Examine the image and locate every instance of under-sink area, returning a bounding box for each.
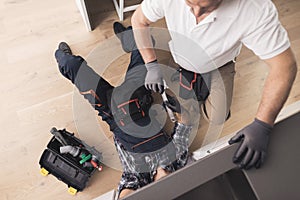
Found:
[176,168,257,200]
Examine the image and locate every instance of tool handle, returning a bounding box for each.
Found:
[161,91,176,122]
[50,127,68,146]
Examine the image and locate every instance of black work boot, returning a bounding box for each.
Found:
[113,22,156,53]
[58,42,72,55]
[113,22,136,53]
[113,22,127,40]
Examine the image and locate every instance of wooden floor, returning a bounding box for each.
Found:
[0,0,299,199]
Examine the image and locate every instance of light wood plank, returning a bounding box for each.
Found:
[0,0,299,199]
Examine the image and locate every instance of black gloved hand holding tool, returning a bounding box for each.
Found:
[228,118,272,170]
[164,93,181,114]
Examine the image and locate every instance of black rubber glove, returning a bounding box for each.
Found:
[228,118,272,169]
[145,60,164,93]
[164,94,181,113]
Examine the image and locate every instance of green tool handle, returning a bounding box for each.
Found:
[80,154,92,164]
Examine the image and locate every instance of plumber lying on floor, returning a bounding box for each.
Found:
[54,23,193,199]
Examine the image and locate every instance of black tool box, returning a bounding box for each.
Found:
[39,127,102,195]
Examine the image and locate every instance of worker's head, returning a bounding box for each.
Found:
[185,0,222,17]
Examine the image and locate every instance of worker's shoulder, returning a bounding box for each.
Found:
[233,0,278,21]
[237,0,274,12]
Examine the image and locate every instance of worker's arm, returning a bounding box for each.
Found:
[131,7,164,93]
[256,47,297,125]
[132,6,156,63]
[229,48,297,169]
[174,106,191,126]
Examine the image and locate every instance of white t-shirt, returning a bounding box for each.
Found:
[141,0,290,73]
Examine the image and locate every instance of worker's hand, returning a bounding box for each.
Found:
[145,60,164,93]
[165,94,192,124]
[228,118,272,170]
[164,94,181,113]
